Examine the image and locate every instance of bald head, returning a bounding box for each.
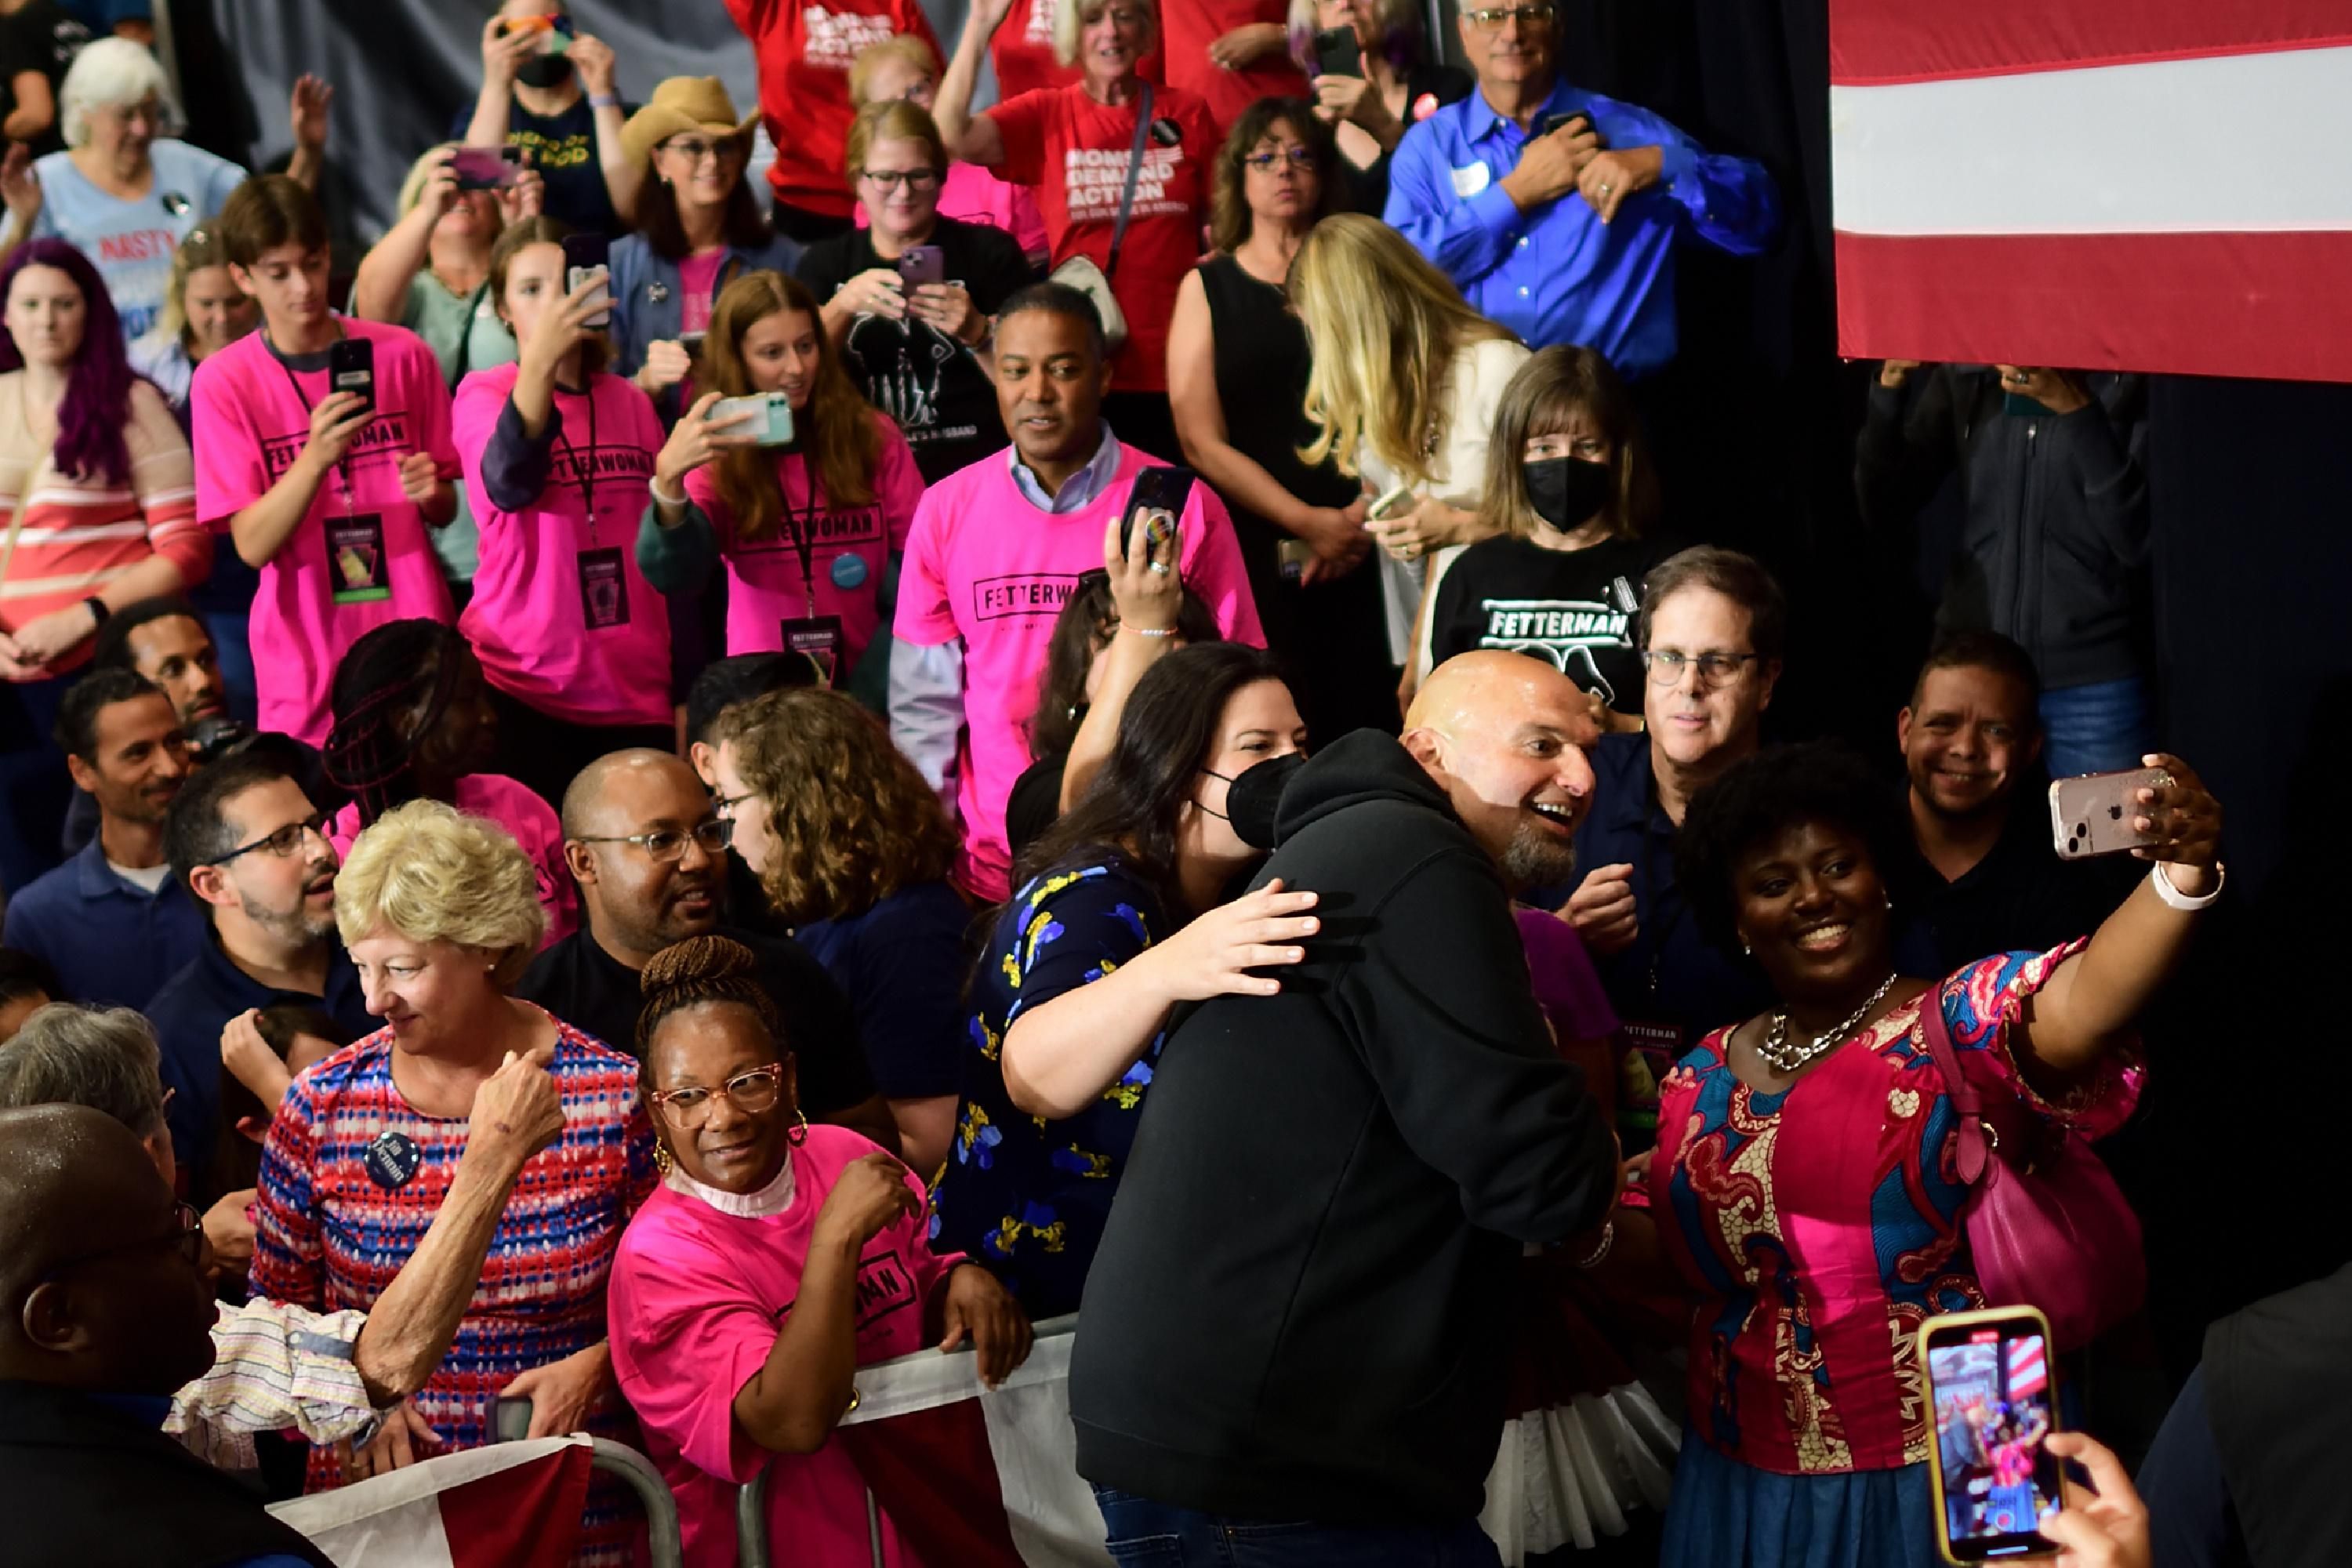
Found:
[0,1105,216,1392]
[1401,652,1601,892]
[561,749,726,964]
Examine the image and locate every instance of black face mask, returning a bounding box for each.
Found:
[1523,455,1613,532]
[1205,752,1307,850]
[516,52,575,90]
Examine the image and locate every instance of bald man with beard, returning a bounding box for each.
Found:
[0,1104,333,1567]
[1070,652,1621,1567]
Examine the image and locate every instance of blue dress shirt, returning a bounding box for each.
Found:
[1385,77,1779,377]
[0,837,206,1010]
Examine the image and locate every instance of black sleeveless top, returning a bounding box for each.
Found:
[1196,253,1358,537]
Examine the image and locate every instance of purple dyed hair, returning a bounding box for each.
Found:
[0,238,137,488]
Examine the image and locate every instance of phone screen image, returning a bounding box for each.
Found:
[1927,1326,2063,1559]
[563,234,612,329]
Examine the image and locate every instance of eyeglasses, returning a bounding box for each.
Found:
[47,1201,205,1278]
[713,790,760,822]
[1464,2,1554,24]
[573,818,733,863]
[649,1062,786,1130]
[860,168,941,192]
[1243,147,1318,172]
[207,811,328,866]
[1643,650,1759,688]
[660,136,744,165]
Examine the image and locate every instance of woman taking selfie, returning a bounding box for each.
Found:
[1292,211,1526,694]
[1635,742,2223,1566]
[1168,100,1388,741]
[453,216,674,805]
[610,78,802,426]
[637,269,924,703]
[1410,344,1665,721]
[1291,0,1470,213]
[0,238,204,890]
[609,934,1030,1568]
[933,0,1218,461]
[798,99,1033,483]
[929,641,1320,1317]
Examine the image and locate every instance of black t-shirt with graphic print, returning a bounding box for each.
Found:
[1428,532,1669,714]
[796,216,1035,484]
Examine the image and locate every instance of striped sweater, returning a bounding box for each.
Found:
[0,374,205,673]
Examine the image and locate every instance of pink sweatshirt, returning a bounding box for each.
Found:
[190,318,457,742]
[894,443,1263,899]
[683,411,925,670]
[452,364,673,728]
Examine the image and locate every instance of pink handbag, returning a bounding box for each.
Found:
[1915,982,2146,1352]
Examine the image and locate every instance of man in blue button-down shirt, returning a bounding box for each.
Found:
[0,670,204,1011]
[1384,0,1778,378]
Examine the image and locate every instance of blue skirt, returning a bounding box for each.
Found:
[1660,1438,1942,1568]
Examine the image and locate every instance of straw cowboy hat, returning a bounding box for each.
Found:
[621,78,762,167]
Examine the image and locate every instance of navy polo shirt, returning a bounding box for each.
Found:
[146,935,375,1189]
[0,838,206,1010]
[1563,731,1773,1048]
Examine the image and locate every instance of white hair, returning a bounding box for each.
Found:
[60,38,184,150]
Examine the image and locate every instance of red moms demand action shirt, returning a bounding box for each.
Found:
[728,0,941,219]
[988,82,1215,394]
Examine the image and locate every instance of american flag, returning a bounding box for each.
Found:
[2005,1332,2049,1403]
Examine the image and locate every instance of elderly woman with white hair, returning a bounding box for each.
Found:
[0,38,332,340]
[248,800,653,1559]
[1290,0,1470,212]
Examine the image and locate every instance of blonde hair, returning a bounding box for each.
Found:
[1054,0,1158,69]
[1294,213,1516,484]
[843,100,948,193]
[396,143,463,219]
[848,34,938,107]
[336,800,546,987]
[153,226,241,352]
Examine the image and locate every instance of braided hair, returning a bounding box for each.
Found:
[637,935,786,1062]
[323,619,466,829]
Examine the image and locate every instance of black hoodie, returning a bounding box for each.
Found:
[1069,730,1617,1526]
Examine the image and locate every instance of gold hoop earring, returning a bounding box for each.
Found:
[788,1107,811,1146]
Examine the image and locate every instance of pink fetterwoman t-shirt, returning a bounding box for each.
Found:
[452,365,673,728]
[894,441,1263,900]
[608,1124,966,1568]
[328,774,578,948]
[191,318,458,743]
[682,410,926,671]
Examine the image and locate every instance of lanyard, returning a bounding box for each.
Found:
[549,381,601,546]
[268,327,356,517]
[779,455,820,620]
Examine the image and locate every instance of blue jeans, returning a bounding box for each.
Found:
[2038,675,2156,779]
[1092,1488,1503,1568]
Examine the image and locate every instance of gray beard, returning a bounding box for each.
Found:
[1501,822,1578,894]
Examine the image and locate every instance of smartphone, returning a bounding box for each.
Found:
[1921,1307,2065,1563]
[498,13,574,54]
[2049,765,2166,860]
[1120,465,1196,559]
[1535,109,1603,147]
[448,145,523,191]
[561,232,612,330]
[708,393,796,447]
[1365,482,1414,522]
[1311,24,1363,78]
[1278,537,1314,582]
[327,336,375,416]
[894,244,946,290]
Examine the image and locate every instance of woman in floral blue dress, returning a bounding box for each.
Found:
[1634,742,2223,1568]
[930,643,1320,1317]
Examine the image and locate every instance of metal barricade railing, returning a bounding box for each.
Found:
[495,1398,684,1568]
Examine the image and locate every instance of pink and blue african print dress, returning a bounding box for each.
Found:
[249,1008,656,1565]
[1646,945,2139,1568]
[929,855,1167,1319]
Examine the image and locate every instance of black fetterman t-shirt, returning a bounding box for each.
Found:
[796,215,1035,484]
[514,924,877,1116]
[1428,533,1668,714]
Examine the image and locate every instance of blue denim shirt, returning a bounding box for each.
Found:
[1385,77,1779,376]
[609,231,804,422]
